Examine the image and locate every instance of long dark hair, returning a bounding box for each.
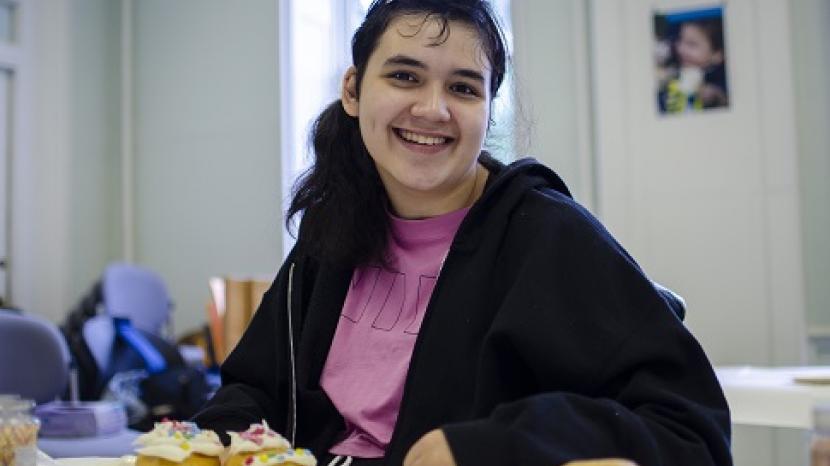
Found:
[287,0,508,267]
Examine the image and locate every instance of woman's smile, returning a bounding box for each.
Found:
[392,127,455,155]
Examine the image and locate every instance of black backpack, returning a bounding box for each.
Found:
[61,280,212,431]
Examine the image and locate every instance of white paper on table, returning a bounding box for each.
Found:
[716,366,830,429]
[41,456,135,466]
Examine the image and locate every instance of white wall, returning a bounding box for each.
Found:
[591,0,805,367]
[66,0,123,301]
[791,0,830,337]
[511,0,594,209]
[133,0,282,334]
[14,0,120,322]
[17,0,282,335]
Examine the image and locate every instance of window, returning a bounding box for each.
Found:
[281,0,513,254]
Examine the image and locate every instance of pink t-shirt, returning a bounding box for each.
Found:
[320,206,470,458]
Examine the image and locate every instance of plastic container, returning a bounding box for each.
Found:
[0,397,39,466]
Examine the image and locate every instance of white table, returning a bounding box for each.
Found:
[716,366,830,429]
[37,429,139,459]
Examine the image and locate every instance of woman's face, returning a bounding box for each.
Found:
[342,15,491,218]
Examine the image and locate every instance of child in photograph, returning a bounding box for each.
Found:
[658,16,729,113]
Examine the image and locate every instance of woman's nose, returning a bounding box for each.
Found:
[411,85,451,122]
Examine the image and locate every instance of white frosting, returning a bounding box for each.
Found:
[242,448,317,466]
[227,421,291,457]
[134,421,224,463]
[135,444,191,463]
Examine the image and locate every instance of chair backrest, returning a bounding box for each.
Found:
[102,263,172,335]
[0,310,70,403]
[82,315,116,372]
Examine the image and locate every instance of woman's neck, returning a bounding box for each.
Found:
[387,164,488,220]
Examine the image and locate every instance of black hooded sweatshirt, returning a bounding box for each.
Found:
[193,157,732,466]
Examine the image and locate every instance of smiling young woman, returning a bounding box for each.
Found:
[193,2,732,466]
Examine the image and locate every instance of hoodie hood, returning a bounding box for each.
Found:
[481,156,572,200]
[451,156,574,252]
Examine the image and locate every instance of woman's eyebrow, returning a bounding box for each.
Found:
[383,54,426,69]
[382,54,485,83]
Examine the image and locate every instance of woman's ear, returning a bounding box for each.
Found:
[341,66,359,117]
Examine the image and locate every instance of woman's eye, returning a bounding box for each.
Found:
[388,72,417,83]
[450,83,480,97]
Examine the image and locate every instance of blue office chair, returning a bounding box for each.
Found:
[0,309,138,458]
[101,263,173,336]
[60,263,211,434]
[0,309,69,403]
[63,263,179,400]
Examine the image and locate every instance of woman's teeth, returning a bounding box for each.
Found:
[398,129,448,146]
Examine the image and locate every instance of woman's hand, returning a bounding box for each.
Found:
[564,460,639,466]
[403,429,456,466]
[402,430,638,466]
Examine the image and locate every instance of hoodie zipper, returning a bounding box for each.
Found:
[287,262,298,445]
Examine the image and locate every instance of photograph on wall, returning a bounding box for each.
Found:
[654,5,729,115]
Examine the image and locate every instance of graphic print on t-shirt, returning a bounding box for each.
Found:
[340,266,437,335]
[405,274,438,334]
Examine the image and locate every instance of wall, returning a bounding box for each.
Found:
[591,0,805,367]
[66,0,123,302]
[14,0,120,322]
[18,0,282,334]
[133,0,282,334]
[791,0,830,340]
[510,0,594,209]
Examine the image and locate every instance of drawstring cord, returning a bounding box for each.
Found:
[327,455,353,466]
[288,264,352,466]
[287,262,298,445]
